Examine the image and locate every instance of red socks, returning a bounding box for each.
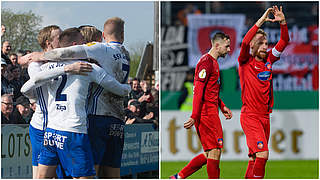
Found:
[178,153,207,178]
[207,159,220,179]
[245,160,255,178]
[252,157,267,179]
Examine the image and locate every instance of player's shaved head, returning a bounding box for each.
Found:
[211,32,230,44]
[79,26,102,43]
[38,25,61,50]
[103,17,124,42]
[59,28,84,47]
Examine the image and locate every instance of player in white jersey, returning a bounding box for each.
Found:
[22,27,131,178]
[28,17,130,178]
[20,25,93,179]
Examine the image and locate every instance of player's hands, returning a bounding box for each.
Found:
[256,8,273,27]
[126,118,136,124]
[184,118,195,129]
[18,53,33,67]
[271,6,286,24]
[222,106,232,120]
[64,62,93,75]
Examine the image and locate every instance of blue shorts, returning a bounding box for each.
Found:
[88,115,124,168]
[29,124,44,166]
[39,128,95,178]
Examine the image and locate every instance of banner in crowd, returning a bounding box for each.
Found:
[161,25,190,91]
[267,25,319,91]
[161,110,319,161]
[187,14,246,69]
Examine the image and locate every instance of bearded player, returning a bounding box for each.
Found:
[238,6,289,179]
[170,32,233,179]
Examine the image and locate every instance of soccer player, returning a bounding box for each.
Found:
[28,17,130,178]
[170,32,233,179]
[22,27,131,178]
[238,6,289,178]
[22,25,93,179]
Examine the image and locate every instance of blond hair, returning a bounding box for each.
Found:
[80,26,102,43]
[256,29,267,37]
[37,25,60,50]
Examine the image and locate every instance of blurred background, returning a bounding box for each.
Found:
[161,1,318,179]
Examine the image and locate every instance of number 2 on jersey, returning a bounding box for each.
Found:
[56,74,67,101]
[122,64,129,83]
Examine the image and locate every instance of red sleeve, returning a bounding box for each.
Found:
[270,23,290,64]
[218,97,225,110]
[238,25,259,64]
[190,60,211,121]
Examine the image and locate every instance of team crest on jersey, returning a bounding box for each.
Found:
[265,62,272,70]
[218,138,223,146]
[86,42,96,47]
[257,71,271,81]
[257,141,264,149]
[199,69,206,79]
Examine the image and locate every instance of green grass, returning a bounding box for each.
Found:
[161,160,319,179]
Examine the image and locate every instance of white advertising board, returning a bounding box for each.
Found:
[161,110,318,161]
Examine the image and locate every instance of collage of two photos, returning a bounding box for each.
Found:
[1,1,319,179]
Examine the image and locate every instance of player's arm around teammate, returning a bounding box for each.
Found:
[21,61,93,98]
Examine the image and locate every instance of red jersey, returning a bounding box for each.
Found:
[191,53,225,121]
[238,24,289,114]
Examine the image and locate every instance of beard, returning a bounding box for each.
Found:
[219,52,228,58]
[256,51,267,59]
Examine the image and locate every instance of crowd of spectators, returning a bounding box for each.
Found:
[1,35,34,124]
[124,77,159,129]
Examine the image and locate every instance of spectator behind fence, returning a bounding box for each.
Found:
[177,4,201,26]
[1,58,14,95]
[9,65,24,101]
[9,53,19,67]
[1,41,12,65]
[1,94,16,124]
[125,100,158,127]
[12,96,33,124]
[125,77,143,107]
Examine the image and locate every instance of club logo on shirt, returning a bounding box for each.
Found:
[265,62,272,70]
[257,71,271,81]
[86,42,96,46]
[257,141,264,149]
[199,69,206,79]
[218,138,223,146]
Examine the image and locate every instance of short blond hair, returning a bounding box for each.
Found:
[103,17,124,40]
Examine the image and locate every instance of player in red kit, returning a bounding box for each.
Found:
[170,32,233,179]
[238,6,289,179]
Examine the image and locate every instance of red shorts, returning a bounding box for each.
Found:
[195,110,223,151]
[240,112,270,157]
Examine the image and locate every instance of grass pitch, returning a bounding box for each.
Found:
[161,160,318,179]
